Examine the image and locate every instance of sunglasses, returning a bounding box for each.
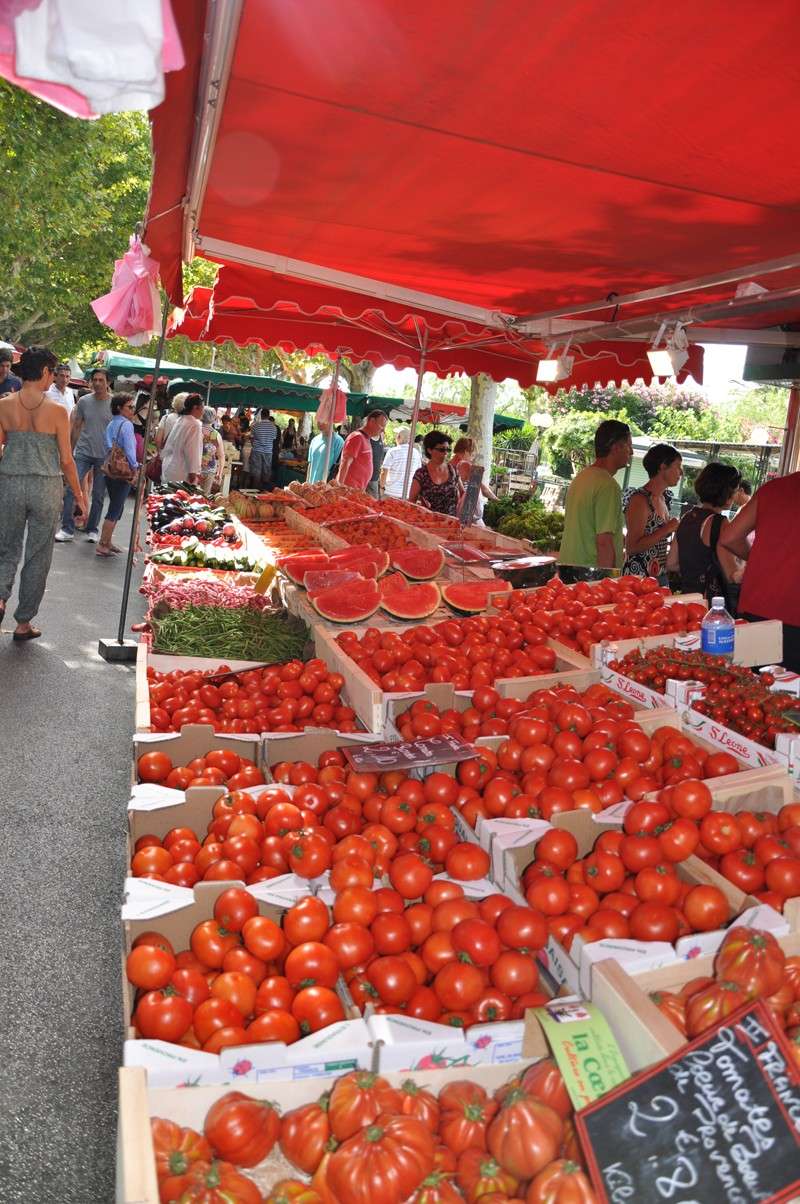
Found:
[432,444,450,452]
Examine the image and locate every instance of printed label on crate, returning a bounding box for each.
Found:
[679,707,782,768]
[534,1000,630,1110]
[601,667,664,708]
[576,1001,800,1204]
[342,733,477,771]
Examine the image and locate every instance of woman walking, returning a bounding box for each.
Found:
[409,431,463,515]
[622,443,682,581]
[96,394,139,558]
[160,393,204,486]
[0,346,87,640]
[200,407,225,494]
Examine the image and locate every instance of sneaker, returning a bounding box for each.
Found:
[85,531,99,543]
[54,529,74,542]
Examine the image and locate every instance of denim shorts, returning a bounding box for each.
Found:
[106,475,131,522]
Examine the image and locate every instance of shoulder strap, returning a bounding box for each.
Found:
[708,512,724,552]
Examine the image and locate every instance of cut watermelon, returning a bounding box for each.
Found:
[311,577,381,622]
[440,578,513,614]
[278,551,330,585]
[380,574,441,620]
[390,547,445,580]
[330,545,390,575]
[304,569,362,597]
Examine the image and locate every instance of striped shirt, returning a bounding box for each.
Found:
[250,417,277,454]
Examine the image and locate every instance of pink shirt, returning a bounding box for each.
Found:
[339,430,373,490]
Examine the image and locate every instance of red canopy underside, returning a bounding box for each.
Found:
[147,0,800,328]
[168,265,704,388]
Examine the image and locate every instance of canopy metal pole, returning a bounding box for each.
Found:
[321,353,341,481]
[99,296,170,662]
[401,332,428,499]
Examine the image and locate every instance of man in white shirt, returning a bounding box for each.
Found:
[46,362,76,416]
[380,427,422,498]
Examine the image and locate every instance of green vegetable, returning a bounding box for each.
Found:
[151,606,310,661]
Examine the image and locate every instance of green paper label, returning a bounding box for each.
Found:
[534,1001,630,1110]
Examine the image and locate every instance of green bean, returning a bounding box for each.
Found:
[152,606,310,661]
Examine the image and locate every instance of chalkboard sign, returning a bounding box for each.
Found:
[577,1000,800,1204]
[342,733,476,772]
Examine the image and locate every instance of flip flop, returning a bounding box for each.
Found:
[95,546,114,558]
[13,627,41,642]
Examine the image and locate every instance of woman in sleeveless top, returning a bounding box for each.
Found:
[622,444,681,581]
[670,461,743,604]
[410,430,462,516]
[0,347,87,640]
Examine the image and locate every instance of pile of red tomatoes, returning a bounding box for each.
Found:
[150,1058,595,1204]
[146,659,359,734]
[336,617,558,694]
[494,576,707,656]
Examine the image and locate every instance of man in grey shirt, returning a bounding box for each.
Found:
[55,367,113,542]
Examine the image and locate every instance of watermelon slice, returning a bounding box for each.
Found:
[329,545,390,575]
[278,551,330,585]
[380,574,441,620]
[311,577,381,622]
[390,547,445,580]
[441,578,513,614]
[304,569,363,597]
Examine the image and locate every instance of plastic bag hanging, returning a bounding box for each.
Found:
[91,234,162,345]
[317,384,347,426]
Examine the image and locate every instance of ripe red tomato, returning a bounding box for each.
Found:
[137,750,173,783]
[683,885,730,932]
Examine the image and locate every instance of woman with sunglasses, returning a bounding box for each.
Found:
[409,430,463,515]
[96,393,139,558]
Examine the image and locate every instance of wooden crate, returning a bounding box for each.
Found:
[591,930,800,1072]
[590,618,784,669]
[135,642,269,732]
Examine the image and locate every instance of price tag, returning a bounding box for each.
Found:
[576,1000,800,1204]
[342,734,477,772]
[534,1001,630,1110]
[254,564,277,594]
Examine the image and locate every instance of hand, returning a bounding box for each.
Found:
[74,492,88,518]
[663,518,680,536]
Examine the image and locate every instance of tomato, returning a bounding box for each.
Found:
[634,865,681,906]
[699,812,742,856]
[287,833,332,878]
[525,873,570,917]
[586,908,630,940]
[525,1159,597,1204]
[284,941,339,989]
[193,997,245,1044]
[658,818,700,863]
[486,1089,563,1180]
[582,850,625,895]
[450,918,502,967]
[134,989,193,1042]
[367,955,418,1005]
[715,926,786,996]
[171,967,211,1009]
[151,1117,213,1182]
[327,1115,435,1204]
[490,951,539,998]
[685,979,748,1037]
[495,906,548,952]
[534,829,578,871]
[371,912,413,955]
[210,970,258,1019]
[683,885,730,933]
[126,943,176,990]
[246,1009,301,1045]
[434,961,485,1010]
[291,985,346,1033]
[619,834,662,873]
[214,887,259,933]
[389,852,434,900]
[456,1151,519,1204]
[138,750,173,783]
[284,896,330,945]
[160,1158,263,1204]
[324,922,374,970]
[719,849,765,894]
[328,1071,403,1141]
[191,920,240,969]
[203,1091,280,1168]
[438,1081,497,1154]
[628,902,680,943]
[242,915,285,962]
[279,1094,333,1174]
[765,856,800,899]
[518,1058,571,1120]
[704,752,740,778]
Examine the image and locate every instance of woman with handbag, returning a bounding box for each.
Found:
[96,394,139,558]
[669,461,744,609]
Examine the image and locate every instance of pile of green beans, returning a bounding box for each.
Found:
[152,606,310,661]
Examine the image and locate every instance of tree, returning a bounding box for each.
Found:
[549,381,707,432]
[723,385,790,442]
[467,374,497,476]
[541,409,641,475]
[648,408,742,443]
[0,81,151,350]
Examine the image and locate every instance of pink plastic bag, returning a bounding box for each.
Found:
[317,385,347,426]
[91,235,161,344]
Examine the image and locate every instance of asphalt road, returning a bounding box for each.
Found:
[0,500,145,1201]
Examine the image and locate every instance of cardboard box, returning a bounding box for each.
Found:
[117,1041,552,1204]
[591,930,800,1073]
[589,617,783,669]
[132,724,262,790]
[315,623,593,734]
[121,881,369,1088]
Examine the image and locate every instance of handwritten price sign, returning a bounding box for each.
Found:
[577,1000,800,1204]
[342,734,477,773]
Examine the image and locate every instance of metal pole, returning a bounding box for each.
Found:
[401,331,428,499]
[321,354,341,481]
[101,296,171,657]
[778,385,800,477]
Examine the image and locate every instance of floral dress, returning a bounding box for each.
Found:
[622,487,674,577]
[412,463,460,515]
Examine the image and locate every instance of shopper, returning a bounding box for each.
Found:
[0,348,21,395]
[45,362,76,416]
[155,394,185,450]
[367,425,386,499]
[338,410,388,490]
[451,436,497,522]
[558,419,633,568]
[0,347,86,640]
[307,422,344,483]
[622,443,682,580]
[249,410,278,489]
[380,427,421,498]
[282,418,298,453]
[131,394,150,464]
[410,430,462,515]
[200,407,225,494]
[96,394,138,559]
[670,462,743,606]
[731,478,752,511]
[721,472,800,670]
[55,366,112,543]
[160,393,204,486]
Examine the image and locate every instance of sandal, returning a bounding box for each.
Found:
[13,627,41,642]
[109,543,124,554]
[95,545,114,558]
[0,600,5,628]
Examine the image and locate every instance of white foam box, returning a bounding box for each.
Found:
[590,930,800,1073]
[314,621,594,734]
[775,733,800,787]
[121,881,370,1090]
[117,1054,549,1204]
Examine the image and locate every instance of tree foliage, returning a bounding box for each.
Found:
[648,407,742,443]
[0,81,151,350]
[541,408,641,474]
[549,382,706,432]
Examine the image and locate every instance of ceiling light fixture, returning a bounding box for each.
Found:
[647,322,689,377]
[536,339,574,383]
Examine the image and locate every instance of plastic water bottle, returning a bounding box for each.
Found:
[701,596,735,659]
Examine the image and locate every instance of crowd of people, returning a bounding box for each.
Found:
[558,417,800,670]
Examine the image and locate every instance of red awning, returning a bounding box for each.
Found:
[147,0,800,336]
[168,264,704,387]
